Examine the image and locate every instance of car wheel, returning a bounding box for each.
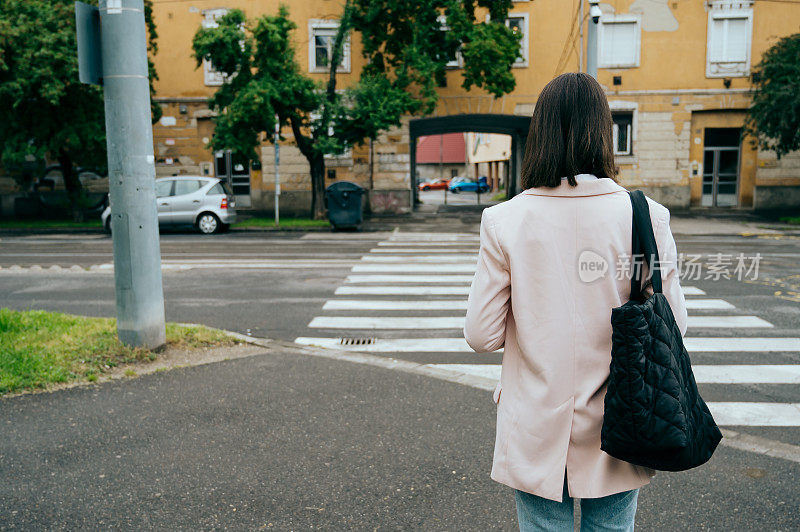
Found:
[451,188,459,194]
[196,212,221,234]
[104,218,112,234]
[422,186,430,191]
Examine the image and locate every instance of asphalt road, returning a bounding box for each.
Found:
[1,227,799,529]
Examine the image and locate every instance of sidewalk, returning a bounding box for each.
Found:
[1,339,798,530]
[365,207,800,236]
[1,209,798,237]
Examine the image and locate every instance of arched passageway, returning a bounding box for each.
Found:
[409,114,530,209]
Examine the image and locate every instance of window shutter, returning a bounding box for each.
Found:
[724,17,747,62]
[711,16,747,63]
[602,22,636,66]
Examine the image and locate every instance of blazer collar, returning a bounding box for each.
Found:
[522,177,627,198]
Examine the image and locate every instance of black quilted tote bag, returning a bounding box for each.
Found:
[601,190,722,471]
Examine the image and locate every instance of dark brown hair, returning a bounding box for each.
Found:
[520,72,617,189]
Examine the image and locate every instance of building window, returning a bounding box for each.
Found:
[309,20,351,73]
[438,15,461,68]
[706,5,752,78]
[505,13,529,67]
[201,9,229,86]
[612,112,633,156]
[598,15,641,68]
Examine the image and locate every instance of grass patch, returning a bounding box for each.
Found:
[491,191,507,202]
[0,219,102,229]
[231,217,329,229]
[779,216,800,225]
[0,309,235,395]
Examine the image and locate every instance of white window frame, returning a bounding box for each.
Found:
[437,15,461,68]
[505,13,529,68]
[706,7,753,78]
[308,19,351,74]
[201,8,229,86]
[608,101,638,161]
[598,14,641,69]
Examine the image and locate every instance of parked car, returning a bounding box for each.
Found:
[101,176,237,235]
[448,176,489,193]
[418,178,450,191]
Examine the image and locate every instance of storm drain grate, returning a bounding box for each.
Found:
[339,337,376,346]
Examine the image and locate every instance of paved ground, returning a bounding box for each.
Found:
[1,219,799,529]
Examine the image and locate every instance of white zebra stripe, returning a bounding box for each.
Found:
[425,364,800,384]
[294,337,800,353]
[306,315,770,330]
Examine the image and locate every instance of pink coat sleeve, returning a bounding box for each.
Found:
[464,210,511,352]
[656,210,688,337]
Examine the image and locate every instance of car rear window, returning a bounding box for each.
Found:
[219,180,234,196]
[206,183,225,195]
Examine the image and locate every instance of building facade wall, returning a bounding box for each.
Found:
[148,0,800,214]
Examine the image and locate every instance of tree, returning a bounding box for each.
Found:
[0,0,160,220]
[193,1,520,219]
[744,33,800,159]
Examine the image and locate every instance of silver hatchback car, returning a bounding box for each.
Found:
[102,176,237,234]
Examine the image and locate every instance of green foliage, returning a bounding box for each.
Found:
[0,308,234,395]
[0,0,160,179]
[193,2,520,218]
[352,0,519,108]
[745,33,800,159]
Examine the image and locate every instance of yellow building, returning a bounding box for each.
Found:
[150,0,800,213]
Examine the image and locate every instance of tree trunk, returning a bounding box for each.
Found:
[310,154,326,220]
[58,151,84,222]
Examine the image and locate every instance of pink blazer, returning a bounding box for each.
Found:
[464,177,688,502]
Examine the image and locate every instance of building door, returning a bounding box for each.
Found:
[215,150,252,208]
[702,128,740,207]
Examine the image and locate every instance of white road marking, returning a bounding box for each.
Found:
[682,286,706,296]
[388,234,479,241]
[346,275,474,284]
[323,300,468,311]
[360,255,477,263]
[295,337,800,353]
[685,337,800,352]
[294,337,479,352]
[708,403,800,427]
[687,316,773,328]
[351,264,477,273]
[335,286,472,296]
[684,299,735,310]
[308,316,465,329]
[693,365,800,383]
[309,315,769,330]
[425,364,800,384]
[333,285,707,297]
[369,248,478,254]
[377,241,477,247]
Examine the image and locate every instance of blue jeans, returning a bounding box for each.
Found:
[515,477,639,531]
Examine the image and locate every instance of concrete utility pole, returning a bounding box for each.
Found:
[100,0,166,348]
[587,1,601,78]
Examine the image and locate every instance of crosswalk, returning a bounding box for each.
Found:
[296,232,800,427]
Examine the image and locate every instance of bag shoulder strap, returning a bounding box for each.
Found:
[629,190,663,300]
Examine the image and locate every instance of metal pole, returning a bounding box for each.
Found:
[587,2,600,78]
[274,116,280,227]
[100,0,165,348]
